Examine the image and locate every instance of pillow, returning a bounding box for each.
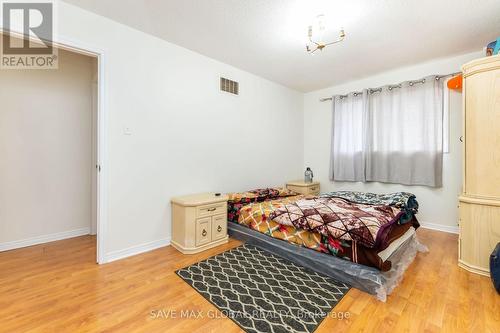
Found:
[275,187,299,198]
[227,187,297,203]
[226,187,299,223]
[227,191,260,204]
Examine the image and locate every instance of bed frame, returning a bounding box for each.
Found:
[228,222,422,300]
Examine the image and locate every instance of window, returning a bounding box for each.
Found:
[330,75,444,187]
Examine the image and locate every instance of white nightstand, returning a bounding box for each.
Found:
[171,193,228,254]
[286,180,321,196]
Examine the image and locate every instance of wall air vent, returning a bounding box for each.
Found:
[220,77,239,95]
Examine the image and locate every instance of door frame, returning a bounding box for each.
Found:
[1,29,109,264]
[56,36,108,264]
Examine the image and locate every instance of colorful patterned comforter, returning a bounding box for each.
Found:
[227,187,297,223]
[321,191,419,224]
[238,195,332,254]
[269,197,402,249]
[237,195,418,271]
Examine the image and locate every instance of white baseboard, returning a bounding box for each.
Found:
[419,222,459,234]
[104,237,171,263]
[0,227,90,252]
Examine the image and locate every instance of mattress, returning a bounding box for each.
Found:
[235,195,420,271]
[378,226,416,261]
[228,221,427,301]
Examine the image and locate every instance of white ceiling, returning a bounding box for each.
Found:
[63,0,500,92]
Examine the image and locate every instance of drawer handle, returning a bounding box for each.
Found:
[202,229,207,237]
[459,136,463,143]
[207,207,216,212]
[310,187,317,191]
[217,225,222,232]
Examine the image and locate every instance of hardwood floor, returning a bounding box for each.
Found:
[0,229,498,333]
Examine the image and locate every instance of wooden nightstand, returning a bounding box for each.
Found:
[286,180,320,196]
[171,193,228,254]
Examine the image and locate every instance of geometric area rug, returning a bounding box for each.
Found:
[176,244,350,333]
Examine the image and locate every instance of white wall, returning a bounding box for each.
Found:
[303,51,483,232]
[53,3,303,259]
[3,2,474,258]
[0,48,95,245]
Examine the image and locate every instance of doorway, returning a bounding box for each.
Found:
[0,36,105,263]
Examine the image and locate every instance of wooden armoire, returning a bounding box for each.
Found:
[459,55,500,276]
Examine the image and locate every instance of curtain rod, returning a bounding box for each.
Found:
[319,72,461,102]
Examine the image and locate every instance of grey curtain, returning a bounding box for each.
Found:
[329,90,368,182]
[329,75,444,187]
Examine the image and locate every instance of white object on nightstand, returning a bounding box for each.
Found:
[171,193,228,254]
[286,180,320,196]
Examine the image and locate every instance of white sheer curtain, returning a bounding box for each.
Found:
[329,75,444,187]
[329,90,368,182]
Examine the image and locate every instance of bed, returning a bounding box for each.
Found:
[226,187,426,301]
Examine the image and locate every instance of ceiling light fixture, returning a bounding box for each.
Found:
[306,14,345,54]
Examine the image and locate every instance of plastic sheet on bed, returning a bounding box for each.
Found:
[228,222,428,302]
[375,231,428,301]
